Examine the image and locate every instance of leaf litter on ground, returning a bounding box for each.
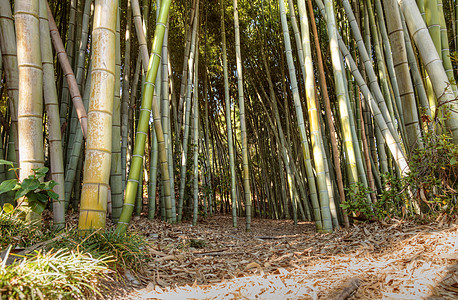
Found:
[114,215,458,299]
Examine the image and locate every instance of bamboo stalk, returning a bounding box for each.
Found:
[46,3,88,138]
[15,0,44,221]
[39,0,65,228]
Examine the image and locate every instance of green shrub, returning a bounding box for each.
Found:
[342,130,458,221]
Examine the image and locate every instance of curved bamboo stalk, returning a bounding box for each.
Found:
[116,0,173,234]
[383,0,423,153]
[78,0,117,231]
[46,3,88,138]
[398,0,458,143]
[401,13,431,119]
[59,0,77,129]
[15,0,44,220]
[74,0,92,92]
[315,0,409,175]
[317,0,408,178]
[39,0,65,228]
[131,0,149,71]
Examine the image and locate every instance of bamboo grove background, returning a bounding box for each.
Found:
[0,0,457,234]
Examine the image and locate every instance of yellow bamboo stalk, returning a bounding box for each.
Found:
[15,0,44,220]
[78,0,117,231]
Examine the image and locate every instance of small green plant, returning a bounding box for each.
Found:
[378,173,410,218]
[0,160,58,215]
[0,249,110,299]
[341,182,376,221]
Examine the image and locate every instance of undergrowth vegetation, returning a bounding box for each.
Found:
[0,249,110,299]
[1,204,151,299]
[342,129,458,222]
[48,229,152,273]
[0,205,43,249]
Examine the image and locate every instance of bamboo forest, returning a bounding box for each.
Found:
[0,0,458,298]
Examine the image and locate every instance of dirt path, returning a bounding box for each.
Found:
[120,216,457,299]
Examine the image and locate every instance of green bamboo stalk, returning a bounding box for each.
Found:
[126,54,141,177]
[148,21,162,217]
[364,0,396,127]
[426,0,442,58]
[75,0,92,92]
[374,0,405,128]
[116,0,173,234]
[135,161,143,215]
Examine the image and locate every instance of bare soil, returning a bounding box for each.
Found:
[113,215,458,299]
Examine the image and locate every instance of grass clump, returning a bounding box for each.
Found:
[0,205,42,249]
[0,249,110,299]
[50,229,151,272]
